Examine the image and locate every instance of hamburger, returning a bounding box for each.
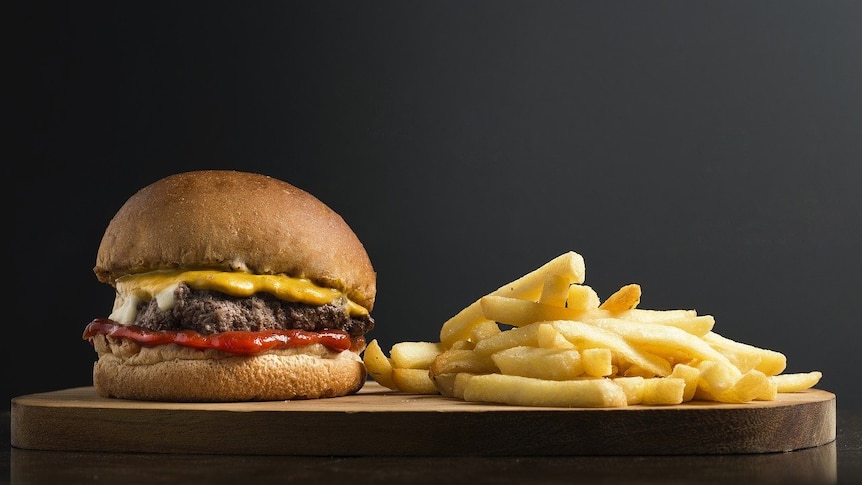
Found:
[82,170,376,401]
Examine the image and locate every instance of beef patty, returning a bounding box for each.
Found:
[132,283,374,337]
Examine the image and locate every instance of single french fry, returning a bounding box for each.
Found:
[622,364,655,378]
[670,363,700,402]
[616,309,697,323]
[641,377,686,405]
[473,323,542,356]
[462,374,628,408]
[470,320,503,343]
[363,339,397,390]
[612,376,645,405]
[536,323,576,349]
[449,339,475,350]
[539,273,573,307]
[703,331,787,376]
[390,341,444,369]
[757,377,779,401]
[430,372,458,397]
[566,284,601,311]
[492,346,584,380]
[392,368,439,394]
[581,348,613,377]
[650,315,716,338]
[772,371,823,393]
[452,372,476,400]
[429,349,499,377]
[599,284,642,313]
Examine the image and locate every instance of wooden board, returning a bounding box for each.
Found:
[11,382,835,456]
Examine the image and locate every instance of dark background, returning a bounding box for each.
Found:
[10,1,861,410]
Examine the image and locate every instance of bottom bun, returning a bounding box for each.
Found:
[92,339,366,401]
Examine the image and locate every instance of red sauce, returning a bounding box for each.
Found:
[82,319,363,355]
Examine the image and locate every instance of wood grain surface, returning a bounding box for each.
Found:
[11,382,836,456]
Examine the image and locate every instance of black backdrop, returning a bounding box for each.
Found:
[10,1,862,409]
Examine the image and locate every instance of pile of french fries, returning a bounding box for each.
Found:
[364,251,822,407]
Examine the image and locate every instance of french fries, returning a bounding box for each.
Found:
[363,251,824,408]
[438,251,585,347]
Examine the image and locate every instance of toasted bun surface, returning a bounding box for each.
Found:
[94,170,376,311]
[92,340,366,401]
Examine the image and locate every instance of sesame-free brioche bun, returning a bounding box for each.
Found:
[94,169,376,311]
[92,336,366,401]
[87,170,376,402]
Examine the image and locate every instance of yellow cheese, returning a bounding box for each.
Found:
[109,270,367,326]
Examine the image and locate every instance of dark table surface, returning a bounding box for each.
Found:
[4,408,862,485]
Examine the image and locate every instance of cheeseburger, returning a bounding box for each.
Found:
[82,170,375,401]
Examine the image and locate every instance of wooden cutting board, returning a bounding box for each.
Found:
[11,382,835,456]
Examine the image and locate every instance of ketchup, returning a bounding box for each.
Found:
[82,319,362,355]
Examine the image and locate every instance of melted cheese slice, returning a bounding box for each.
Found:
[108,270,367,326]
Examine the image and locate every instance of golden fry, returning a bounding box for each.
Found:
[566,284,601,311]
[430,349,498,377]
[599,283,642,313]
[363,339,397,390]
[616,308,697,323]
[703,331,787,376]
[390,341,444,369]
[772,371,823,393]
[470,320,502,342]
[612,376,645,405]
[581,348,613,377]
[669,363,700,402]
[473,323,542,356]
[535,323,576,350]
[462,374,628,408]
[430,372,458,397]
[641,377,686,405]
[491,346,584,380]
[539,273,573,307]
[652,315,715,338]
[392,368,439,394]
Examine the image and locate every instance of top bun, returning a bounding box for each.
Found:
[94,170,376,311]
